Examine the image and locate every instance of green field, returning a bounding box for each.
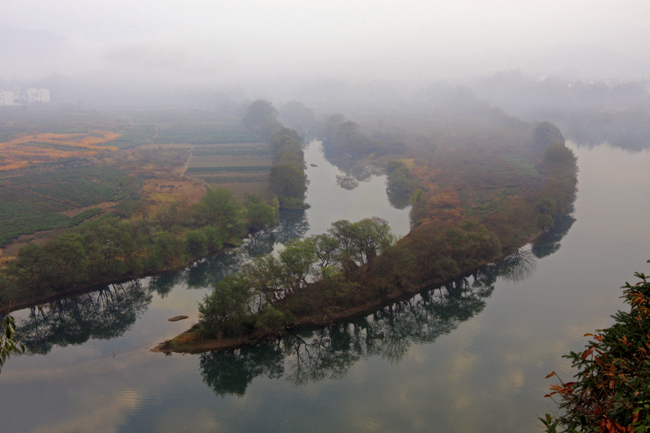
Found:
[154,122,258,145]
[0,167,129,247]
[185,166,271,174]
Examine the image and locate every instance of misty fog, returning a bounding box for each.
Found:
[2,1,650,109]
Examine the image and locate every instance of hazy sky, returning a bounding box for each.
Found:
[3,0,650,88]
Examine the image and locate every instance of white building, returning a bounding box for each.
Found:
[0,90,16,106]
[25,88,50,103]
[0,88,50,105]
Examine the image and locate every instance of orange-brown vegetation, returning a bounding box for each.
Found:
[141,178,207,211]
[0,131,121,171]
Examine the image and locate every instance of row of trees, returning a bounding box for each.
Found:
[242,100,309,209]
[0,188,278,304]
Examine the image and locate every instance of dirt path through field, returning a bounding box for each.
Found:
[181,146,194,177]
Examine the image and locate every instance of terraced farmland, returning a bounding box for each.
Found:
[183,143,273,199]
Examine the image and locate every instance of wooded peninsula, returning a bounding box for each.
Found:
[154,102,579,353]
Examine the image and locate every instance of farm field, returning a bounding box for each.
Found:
[152,121,258,145]
[0,108,275,253]
[182,143,273,199]
[0,166,130,247]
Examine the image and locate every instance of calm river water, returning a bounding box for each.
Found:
[2,140,650,433]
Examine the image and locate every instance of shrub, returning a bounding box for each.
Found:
[185,230,208,257]
[541,265,650,432]
[254,306,293,331]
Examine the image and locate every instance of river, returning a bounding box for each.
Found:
[1,140,649,433]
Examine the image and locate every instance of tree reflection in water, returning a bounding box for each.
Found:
[184,210,309,290]
[324,147,384,192]
[200,246,545,397]
[17,281,152,355]
[15,210,310,355]
[531,215,576,259]
[15,208,573,391]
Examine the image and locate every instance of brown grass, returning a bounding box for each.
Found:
[0,131,121,171]
[187,155,271,168]
[141,178,207,207]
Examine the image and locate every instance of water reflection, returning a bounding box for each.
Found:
[15,209,573,378]
[16,210,310,354]
[531,215,576,259]
[386,183,412,210]
[18,281,152,355]
[559,110,650,152]
[323,147,385,191]
[199,248,543,397]
[184,210,309,289]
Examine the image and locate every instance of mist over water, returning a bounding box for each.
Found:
[2,2,650,432]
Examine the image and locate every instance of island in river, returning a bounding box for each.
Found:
[157,117,578,354]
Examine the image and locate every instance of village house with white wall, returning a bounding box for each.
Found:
[0,88,50,106]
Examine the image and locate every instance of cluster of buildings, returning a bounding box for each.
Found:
[0,88,50,106]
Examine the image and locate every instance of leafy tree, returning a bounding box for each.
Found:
[536,197,557,215]
[1,309,25,373]
[374,242,417,291]
[150,232,185,269]
[78,217,136,279]
[246,202,278,231]
[387,160,418,209]
[328,217,395,266]
[202,225,226,252]
[185,230,208,257]
[152,202,184,233]
[269,127,303,156]
[242,255,285,306]
[199,275,254,338]
[5,243,53,295]
[242,100,281,140]
[278,101,316,136]
[543,142,578,167]
[45,232,89,290]
[279,238,317,292]
[269,164,308,209]
[313,234,340,268]
[197,187,243,236]
[534,121,565,147]
[114,199,147,220]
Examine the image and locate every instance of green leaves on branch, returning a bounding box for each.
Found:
[541,267,650,432]
[1,305,25,373]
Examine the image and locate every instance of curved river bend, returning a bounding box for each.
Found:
[2,141,650,433]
